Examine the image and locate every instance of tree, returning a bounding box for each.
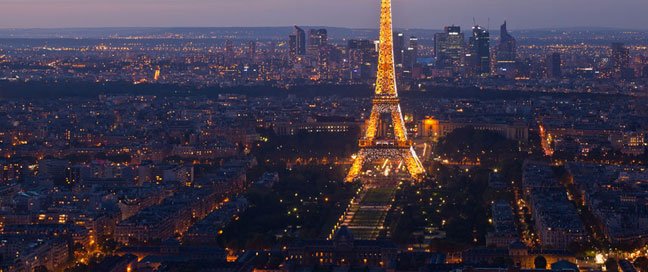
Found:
[634,257,648,272]
[64,154,91,164]
[34,266,49,272]
[64,263,88,272]
[428,239,464,252]
[435,127,521,167]
[106,154,131,164]
[534,256,548,269]
[493,256,514,268]
[72,242,86,255]
[606,258,619,272]
[99,238,118,254]
[567,241,595,258]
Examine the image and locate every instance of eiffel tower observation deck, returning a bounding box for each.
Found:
[346,0,425,183]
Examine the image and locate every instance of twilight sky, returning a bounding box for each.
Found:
[0,0,646,30]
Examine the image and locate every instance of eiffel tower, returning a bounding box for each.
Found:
[346,0,425,182]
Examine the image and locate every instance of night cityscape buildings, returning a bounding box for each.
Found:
[612,42,631,79]
[547,52,562,79]
[434,26,465,72]
[468,25,491,77]
[1,1,648,272]
[495,21,517,77]
[289,25,307,61]
[307,29,328,56]
[394,32,406,71]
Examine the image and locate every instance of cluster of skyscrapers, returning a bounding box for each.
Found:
[289,25,421,81]
[432,21,638,80]
[288,22,515,80]
[434,22,513,77]
[289,26,332,79]
[289,26,328,63]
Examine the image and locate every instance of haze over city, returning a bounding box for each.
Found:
[1,0,648,29]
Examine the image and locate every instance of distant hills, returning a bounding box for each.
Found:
[0,26,646,40]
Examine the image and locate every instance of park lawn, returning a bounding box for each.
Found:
[349,209,387,226]
[361,188,396,204]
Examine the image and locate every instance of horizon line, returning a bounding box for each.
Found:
[1,25,647,32]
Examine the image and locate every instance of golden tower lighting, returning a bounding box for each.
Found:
[346,0,425,182]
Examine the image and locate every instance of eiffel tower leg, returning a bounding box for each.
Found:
[401,147,425,180]
[390,107,407,142]
[346,151,366,182]
[365,109,381,140]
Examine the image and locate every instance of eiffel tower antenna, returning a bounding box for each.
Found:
[346,0,425,182]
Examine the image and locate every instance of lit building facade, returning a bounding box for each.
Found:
[286,226,397,267]
[435,26,465,71]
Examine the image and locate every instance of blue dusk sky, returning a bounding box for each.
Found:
[0,0,646,29]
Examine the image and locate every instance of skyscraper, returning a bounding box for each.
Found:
[611,42,631,78]
[225,40,234,65]
[393,32,405,70]
[289,35,297,61]
[496,21,516,62]
[468,25,491,76]
[348,40,378,81]
[247,41,256,62]
[434,26,465,71]
[404,36,418,74]
[308,29,328,56]
[473,26,491,75]
[495,21,517,76]
[307,29,329,79]
[294,26,306,56]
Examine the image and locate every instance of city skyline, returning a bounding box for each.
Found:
[2,0,648,271]
[1,0,648,30]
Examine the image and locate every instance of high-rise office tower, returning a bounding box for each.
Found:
[308,29,328,56]
[495,21,517,76]
[496,21,516,61]
[247,41,256,61]
[289,35,297,61]
[611,42,631,78]
[434,26,465,70]
[393,32,405,69]
[547,53,562,78]
[468,25,491,76]
[294,26,306,56]
[404,36,418,73]
[225,40,234,65]
[348,40,378,81]
[307,29,329,79]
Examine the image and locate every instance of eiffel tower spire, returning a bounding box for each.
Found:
[346,0,425,182]
[375,0,397,97]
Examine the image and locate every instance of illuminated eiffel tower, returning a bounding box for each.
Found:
[346,0,425,182]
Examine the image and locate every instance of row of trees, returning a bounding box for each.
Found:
[220,130,361,251]
[219,164,358,251]
[253,127,360,163]
[392,127,527,252]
